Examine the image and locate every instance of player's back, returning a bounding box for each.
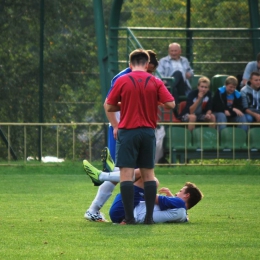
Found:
[117,71,161,129]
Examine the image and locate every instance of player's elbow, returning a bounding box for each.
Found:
[164,101,175,109]
[107,107,114,112]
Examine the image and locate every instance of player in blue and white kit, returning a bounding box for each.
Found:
[104,67,132,163]
[109,179,203,224]
[83,159,203,224]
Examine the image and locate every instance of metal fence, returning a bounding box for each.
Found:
[0,122,259,166]
[0,123,107,165]
[1,1,260,167]
[1,0,259,126]
[114,27,259,80]
[160,122,260,166]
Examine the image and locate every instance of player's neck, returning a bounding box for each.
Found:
[132,66,146,72]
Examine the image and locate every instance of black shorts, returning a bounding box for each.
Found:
[116,128,156,168]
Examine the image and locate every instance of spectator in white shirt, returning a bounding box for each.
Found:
[157,42,194,104]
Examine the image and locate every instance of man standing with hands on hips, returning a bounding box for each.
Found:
[105,49,175,224]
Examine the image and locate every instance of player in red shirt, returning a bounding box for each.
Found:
[105,49,175,224]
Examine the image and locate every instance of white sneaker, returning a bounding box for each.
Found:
[84,210,108,222]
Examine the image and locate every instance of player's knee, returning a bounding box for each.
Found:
[154,177,160,188]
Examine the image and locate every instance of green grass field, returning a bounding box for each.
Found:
[0,162,260,260]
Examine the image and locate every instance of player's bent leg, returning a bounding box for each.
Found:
[83,160,103,186]
[85,181,117,222]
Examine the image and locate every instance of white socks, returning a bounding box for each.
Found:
[99,171,120,182]
[87,169,135,214]
[99,170,135,183]
[87,181,116,214]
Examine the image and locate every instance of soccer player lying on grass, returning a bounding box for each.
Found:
[83,146,163,221]
[83,158,203,224]
[109,177,203,224]
[83,145,167,222]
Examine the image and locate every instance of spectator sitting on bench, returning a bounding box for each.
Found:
[240,71,260,123]
[212,76,248,132]
[178,76,215,131]
[157,42,194,104]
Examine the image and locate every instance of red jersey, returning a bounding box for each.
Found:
[106,71,174,129]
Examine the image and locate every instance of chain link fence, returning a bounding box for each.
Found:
[1,0,259,161]
[116,27,255,79]
[115,0,260,80]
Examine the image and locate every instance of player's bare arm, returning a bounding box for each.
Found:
[103,98,119,128]
[164,101,175,109]
[106,103,120,112]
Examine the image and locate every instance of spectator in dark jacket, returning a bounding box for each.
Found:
[179,76,215,131]
[212,76,248,132]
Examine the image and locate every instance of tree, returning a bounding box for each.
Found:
[0,0,112,159]
[116,0,252,78]
[0,0,106,124]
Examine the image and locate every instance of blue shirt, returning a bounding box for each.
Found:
[226,93,235,108]
[158,196,186,210]
[107,67,132,97]
[109,186,186,223]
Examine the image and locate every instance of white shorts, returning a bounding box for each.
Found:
[133,201,187,223]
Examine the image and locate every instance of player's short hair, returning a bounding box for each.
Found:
[250,71,260,79]
[129,49,150,66]
[225,76,238,86]
[198,76,210,87]
[184,182,203,209]
[147,50,158,68]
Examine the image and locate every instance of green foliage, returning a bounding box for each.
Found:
[190,1,249,28]
[122,0,186,27]
[121,0,250,28]
[0,0,104,124]
[117,0,254,77]
[0,0,257,123]
[0,0,110,159]
[0,164,260,259]
[1,1,259,160]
